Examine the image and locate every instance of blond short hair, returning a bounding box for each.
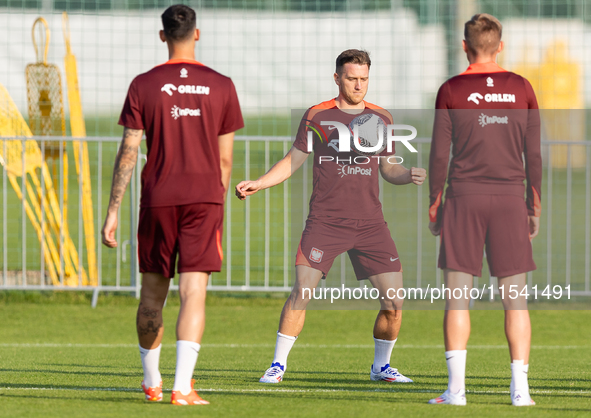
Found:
[464,13,502,56]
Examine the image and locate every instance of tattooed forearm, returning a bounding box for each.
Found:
[107,128,142,213]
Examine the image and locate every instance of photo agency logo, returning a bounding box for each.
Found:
[304,114,418,167]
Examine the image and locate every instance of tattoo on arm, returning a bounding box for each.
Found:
[107,128,141,213]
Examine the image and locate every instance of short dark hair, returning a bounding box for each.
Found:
[335,49,371,74]
[464,13,502,56]
[161,4,196,42]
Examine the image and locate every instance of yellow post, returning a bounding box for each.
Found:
[63,12,98,286]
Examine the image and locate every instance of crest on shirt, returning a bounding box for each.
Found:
[486,77,494,87]
[309,247,324,263]
[180,68,188,78]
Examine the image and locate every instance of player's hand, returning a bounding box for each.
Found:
[528,216,540,240]
[428,221,441,236]
[410,167,426,185]
[235,180,262,200]
[101,212,119,248]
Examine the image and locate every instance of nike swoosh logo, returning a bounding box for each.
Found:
[390,257,399,262]
[446,356,454,361]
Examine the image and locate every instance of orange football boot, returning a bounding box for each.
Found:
[171,379,209,405]
[141,380,163,402]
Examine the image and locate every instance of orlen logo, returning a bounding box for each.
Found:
[161,83,210,96]
[339,164,372,178]
[478,113,508,127]
[171,105,201,120]
[467,92,483,104]
[467,92,516,105]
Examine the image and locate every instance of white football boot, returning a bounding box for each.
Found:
[511,381,535,406]
[259,362,285,383]
[428,389,467,405]
[370,364,413,383]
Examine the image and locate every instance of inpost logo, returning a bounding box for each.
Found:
[171,105,201,120]
[478,113,508,127]
[338,164,372,178]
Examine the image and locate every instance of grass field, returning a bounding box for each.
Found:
[0,293,590,417]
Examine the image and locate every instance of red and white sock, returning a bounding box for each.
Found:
[173,340,201,395]
[446,350,467,394]
[139,344,162,388]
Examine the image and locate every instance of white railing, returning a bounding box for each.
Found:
[1,136,590,305]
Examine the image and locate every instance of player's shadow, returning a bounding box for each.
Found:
[0,368,140,378]
[42,363,115,369]
[195,368,358,375]
[0,392,141,404]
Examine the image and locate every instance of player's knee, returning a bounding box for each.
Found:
[380,306,402,319]
[380,295,404,312]
[501,297,528,311]
[292,286,314,303]
[139,291,167,308]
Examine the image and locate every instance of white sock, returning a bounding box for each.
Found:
[272,331,297,369]
[173,340,201,395]
[445,350,467,394]
[511,360,530,393]
[372,337,397,373]
[139,344,162,388]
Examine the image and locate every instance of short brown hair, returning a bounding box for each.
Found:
[162,5,196,42]
[464,14,502,56]
[335,49,371,74]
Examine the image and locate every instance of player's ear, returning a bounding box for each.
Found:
[497,41,504,54]
[462,40,468,54]
[194,29,200,41]
[333,72,339,86]
[159,30,166,43]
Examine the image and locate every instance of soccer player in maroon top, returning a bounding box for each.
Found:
[427,14,541,406]
[236,50,426,384]
[101,5,243,405]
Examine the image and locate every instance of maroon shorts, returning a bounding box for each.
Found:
[439,195,536,277]
[138,203,224,278]
[295,216,402,280]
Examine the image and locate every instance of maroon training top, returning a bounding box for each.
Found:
[119,59,244,207]
[429,62,542,222]
[292,99,395,220]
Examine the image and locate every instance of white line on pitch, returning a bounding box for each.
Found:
[0,343,588,350]
[0,386,588,396]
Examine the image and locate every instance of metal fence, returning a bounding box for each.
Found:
[1,135,590,305]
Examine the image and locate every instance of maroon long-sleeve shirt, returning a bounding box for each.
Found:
[429,62,542,222]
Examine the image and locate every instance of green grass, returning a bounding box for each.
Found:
[0,295,590,417]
